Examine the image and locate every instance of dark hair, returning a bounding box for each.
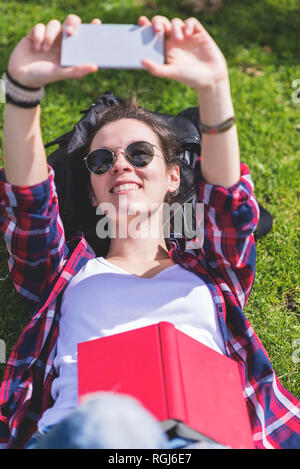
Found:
[86,97,183,173]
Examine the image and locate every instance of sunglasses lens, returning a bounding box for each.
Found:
[86,149,114,174]
[126,141,154,167]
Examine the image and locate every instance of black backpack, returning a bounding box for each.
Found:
[46,91,272,256]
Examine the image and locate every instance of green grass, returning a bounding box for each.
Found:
[0,0,299,397]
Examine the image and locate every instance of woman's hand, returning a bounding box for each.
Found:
[138,15,228,91]
[138,15,240,188]
[7,14,100,88]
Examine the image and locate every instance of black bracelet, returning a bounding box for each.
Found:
[6,69,42,91]
[3,70,45,108]
[199,116,236,134]
[5,94,42,108]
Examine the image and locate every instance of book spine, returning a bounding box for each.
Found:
[158,322,187,423]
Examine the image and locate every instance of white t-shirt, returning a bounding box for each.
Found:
[38,257,226,429]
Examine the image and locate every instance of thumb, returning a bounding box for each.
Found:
[141,58,174,79]
[56,62,98,81]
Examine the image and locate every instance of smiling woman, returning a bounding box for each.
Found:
[87,116,180,268]
[0,12,299,450]
[86,96,182,198]
[81,97,185,258]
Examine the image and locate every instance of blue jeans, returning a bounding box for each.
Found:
[24,392,226,449]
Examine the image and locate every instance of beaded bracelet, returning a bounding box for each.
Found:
[199,116,236,134]
[3,70,45,108]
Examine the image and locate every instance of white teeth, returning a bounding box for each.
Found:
[112,183,141,193]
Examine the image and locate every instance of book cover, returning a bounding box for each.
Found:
[78,322,254,449]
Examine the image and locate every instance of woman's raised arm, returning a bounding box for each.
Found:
[3,14,99,186]
[139,15,240,189]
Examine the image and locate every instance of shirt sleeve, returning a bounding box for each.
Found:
[193,161,259,310]
[0,165,68,309]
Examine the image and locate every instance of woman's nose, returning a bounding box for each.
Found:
[110,150,133,174]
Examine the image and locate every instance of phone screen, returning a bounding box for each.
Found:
[61,24,164,69]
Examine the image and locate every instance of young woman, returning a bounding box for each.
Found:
[0,14,299,449]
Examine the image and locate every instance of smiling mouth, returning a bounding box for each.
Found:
[110,183,142,194]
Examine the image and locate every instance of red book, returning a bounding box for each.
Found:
[77,322,254,449]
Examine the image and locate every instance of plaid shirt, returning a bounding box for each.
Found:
[0,161,299,449]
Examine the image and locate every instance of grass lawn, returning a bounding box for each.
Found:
[0,0,299,398]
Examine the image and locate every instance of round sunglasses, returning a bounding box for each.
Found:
[83,141,162,175]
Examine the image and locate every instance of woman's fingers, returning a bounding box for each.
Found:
[141,58,174,79]
[151,15,172,35]
[42,19,62,51]
[27,14,83,53]
[139,14,202,41]
[170,18,185,40]
[60,63,98,80]
[90,18,102,24]
[183,17,203,36]
[63,13,82,36]
[138,15,172,35]
[28,23,46,51]
[138,16,151,26]
[139,15,205,40]
[139,15,199,40]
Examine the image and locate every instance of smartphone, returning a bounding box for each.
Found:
[60,24,164,69]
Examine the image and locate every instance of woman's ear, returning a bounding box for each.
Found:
[167,164,180,194]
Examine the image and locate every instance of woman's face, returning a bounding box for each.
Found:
[89,118,180,226]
